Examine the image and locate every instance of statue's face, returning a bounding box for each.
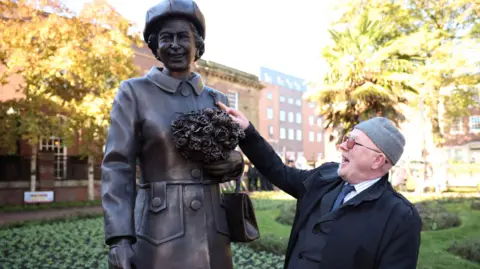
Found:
[157,18,196,72]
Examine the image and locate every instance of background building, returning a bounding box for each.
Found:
[257,67,325,165]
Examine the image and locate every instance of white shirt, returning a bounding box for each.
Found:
[343,177,381,203]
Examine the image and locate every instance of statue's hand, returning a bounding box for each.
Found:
[204,150,244,183]
[108,239,135,269]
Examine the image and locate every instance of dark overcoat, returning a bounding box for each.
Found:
[101,67,242,269]
[239,123,422,269]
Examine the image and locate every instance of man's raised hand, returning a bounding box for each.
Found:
[216,101,250,130]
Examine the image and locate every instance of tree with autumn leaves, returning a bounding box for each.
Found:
[307,0,480,147]
[0,0,142,158]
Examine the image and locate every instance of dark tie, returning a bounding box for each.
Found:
[330,183,355,212]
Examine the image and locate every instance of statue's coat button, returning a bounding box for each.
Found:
[190,199,202,210]
[152,197,162,207]
[191,168,201,178]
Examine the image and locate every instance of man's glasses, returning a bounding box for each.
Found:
[342,135,388,163]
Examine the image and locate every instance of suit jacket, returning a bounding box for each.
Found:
[239,123,422,269]
[101,67,242,269]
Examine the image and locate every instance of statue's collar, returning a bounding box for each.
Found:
[146,66,204,95]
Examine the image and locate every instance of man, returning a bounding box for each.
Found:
[247,164,259,191]
[101,1,244,269]
[217,101,422,269]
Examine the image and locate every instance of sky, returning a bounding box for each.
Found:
[61,0,347,82]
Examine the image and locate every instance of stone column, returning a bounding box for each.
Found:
[88,156,95,200]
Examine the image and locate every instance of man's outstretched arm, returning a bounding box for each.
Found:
[217,101,315,199]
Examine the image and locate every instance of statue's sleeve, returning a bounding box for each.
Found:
[101,81,138,245]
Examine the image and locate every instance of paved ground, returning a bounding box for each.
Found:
[0,206,103,226]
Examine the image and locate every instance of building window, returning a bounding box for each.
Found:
[309,132,315,142]
[317,117,322,127]
[226,91,239,110]
[450,118,463,134]
[308,102,315,109]
[39,136,67,180]
[470,116,480,132]
[309,116,314,126]
[267,92,273,99]
[267,107,273,119]
[288,129,294,140]
[280,110,286,121]
[288,98,294,104]
[288,112,294,122]
[296,113,302,124]
[263,73,272,83]
[280,128,286,139]
[268,125,274,137]
[317,133,322,142]
[296,130,302,141]
[277,76,284,86]
[295,99,301,106]
[286,79,293,89]
[279,96,285,102]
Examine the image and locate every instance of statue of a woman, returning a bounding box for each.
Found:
[101,1,244,268]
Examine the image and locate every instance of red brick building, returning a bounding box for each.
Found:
[0,44,263,205]
[257,67,325,165]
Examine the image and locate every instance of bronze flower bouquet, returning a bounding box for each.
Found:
[171,107,245,164]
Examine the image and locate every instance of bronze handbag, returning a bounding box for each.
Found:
[222,178,260,243]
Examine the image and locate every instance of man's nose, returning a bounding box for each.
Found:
[338,140,349,152]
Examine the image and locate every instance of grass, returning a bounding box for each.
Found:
[417,202,480,269]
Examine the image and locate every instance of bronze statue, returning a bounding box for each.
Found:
[101,1,245,268]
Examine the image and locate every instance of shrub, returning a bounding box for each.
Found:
[275,202,296,226]
[0,216,286,269]
[415,201,461,231]
[471,201,480,210]
[232,244,285,269]
[0,200,102,213]
[448,238,480,263]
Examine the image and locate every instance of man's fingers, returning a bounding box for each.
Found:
[228,114,242,124]
[217,101,229,111]
[217,101,239,116]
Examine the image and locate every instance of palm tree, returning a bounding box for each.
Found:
[306,12,421,143]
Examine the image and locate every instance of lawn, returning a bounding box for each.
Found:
[0,191,479,268]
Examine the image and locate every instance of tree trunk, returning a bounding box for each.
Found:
[428,90,444,147]
[30,146,37,192]
[88,156,94,200]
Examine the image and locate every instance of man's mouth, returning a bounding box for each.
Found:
[342,156,350,164]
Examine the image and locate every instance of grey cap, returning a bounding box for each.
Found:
[354,117,405,165]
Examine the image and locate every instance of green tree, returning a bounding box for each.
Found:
[330,0,480,146]
[306,11,420,142]
[0,0,141,157]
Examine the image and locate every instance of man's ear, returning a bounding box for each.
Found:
[371,154,386,170]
